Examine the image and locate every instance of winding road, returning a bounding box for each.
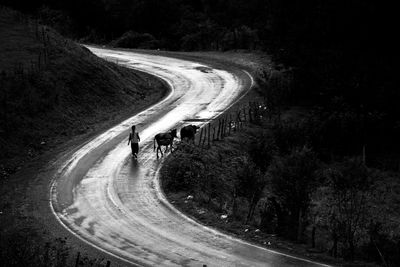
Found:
[50,47,329,267]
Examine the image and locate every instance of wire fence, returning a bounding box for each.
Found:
[191,101,268,148]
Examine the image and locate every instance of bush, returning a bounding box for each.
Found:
[111,31,159,49]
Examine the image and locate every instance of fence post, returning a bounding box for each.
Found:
[221,118,225,139]
[225,116,228,136]
[224,115,228,137]
[202,126,207,147]
[198,127,204,146]
[216,119,221,140]
[229,114,233,135]
[207,123,211,147]
[212,125,216,141]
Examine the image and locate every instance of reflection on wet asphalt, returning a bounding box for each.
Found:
[50,46,329,267]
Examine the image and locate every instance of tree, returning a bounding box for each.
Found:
[267,146,319,240]
[235,157,266,224]
[314,158,372,260]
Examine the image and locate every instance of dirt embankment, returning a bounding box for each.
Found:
[0,7,168,265]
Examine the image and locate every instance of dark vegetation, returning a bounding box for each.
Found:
[162,112,400,266]
[154,2,397,262]
[1,231,110,266]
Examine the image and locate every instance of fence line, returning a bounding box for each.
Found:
[190,101,268,148]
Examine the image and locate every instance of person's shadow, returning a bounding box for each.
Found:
[129,156,140,179]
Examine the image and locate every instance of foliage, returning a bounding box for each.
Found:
[162,131,273,222]
[0,231,110,266]
[311,159,400,265]
[161,143,231,204]
[247,130,277,172]
[313,159,372,260]
[111,31,159,49]
[0,231,70,267]
[235,157,266,223]
[161,116,400,265]
[267,146,320,240]
[270,119,310,154]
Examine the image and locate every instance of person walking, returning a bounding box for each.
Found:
[128,125,140,159]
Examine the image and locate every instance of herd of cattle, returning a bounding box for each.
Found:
[153,124,200,158]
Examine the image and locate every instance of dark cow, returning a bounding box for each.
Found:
[180,124,200,142]
[154,129,177,158]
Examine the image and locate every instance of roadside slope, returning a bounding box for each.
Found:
[0,8,168,265]
[0,7,167,178]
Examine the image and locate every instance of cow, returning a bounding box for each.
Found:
[154,129,177,158]
[180,124,200,142]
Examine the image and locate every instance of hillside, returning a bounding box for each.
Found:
[0,7,167,178]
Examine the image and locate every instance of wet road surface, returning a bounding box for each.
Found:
[50,47,330,267]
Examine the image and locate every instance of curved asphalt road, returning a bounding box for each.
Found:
[50,47,330,267]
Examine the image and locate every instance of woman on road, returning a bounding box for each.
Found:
[128,125,140,159]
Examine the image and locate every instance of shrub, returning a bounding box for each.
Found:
[111,31,159,49]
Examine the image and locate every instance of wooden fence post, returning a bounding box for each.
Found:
[228,114,230,135]
[198,127,204,146]
[207,123,211,147]
[212,125,216,141]
[225,115,228,136]
[216,119,221,140]
[221,118,224,138]
[202,126,207,147]
[236,109,241,131]
[221,118,225,139]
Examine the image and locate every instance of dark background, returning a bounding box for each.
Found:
[4,0,395,166]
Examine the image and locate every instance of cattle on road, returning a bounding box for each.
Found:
[154,129,177,158]
[180,125,200,142]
